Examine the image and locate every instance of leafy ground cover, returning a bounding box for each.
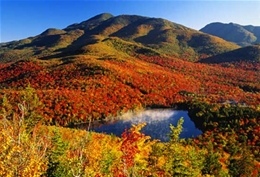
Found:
[0,87,259,176]
[0,13,259,176]
[0,54,259,176]
[0,54,258,125]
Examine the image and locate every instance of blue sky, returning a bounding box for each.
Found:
[1,0,260,43]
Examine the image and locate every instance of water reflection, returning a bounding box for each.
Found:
[91,109,202,142]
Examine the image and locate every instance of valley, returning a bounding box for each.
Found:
[0,13,259,176]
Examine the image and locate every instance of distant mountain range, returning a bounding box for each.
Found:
[0,13,239,63]
[0,13,259,126]
[200,44,260,63]
[1,13,260,64]
[200,22,260,46]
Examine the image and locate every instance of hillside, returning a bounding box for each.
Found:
[200,44,260,63]
[0,13,239,63]
[200,22,260,46]
[0,49,259,126]
[0,13,260,176]
[0,13,259,125]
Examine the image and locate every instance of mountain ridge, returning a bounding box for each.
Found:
[199,44,260,63]
[200,22,260,46]
[0,13,239,63]
[0,13,259,176]
[0,14,259,147]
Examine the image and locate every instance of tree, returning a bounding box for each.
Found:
[0,92,49,177]
[228,148,257,177]
[19,84,44,130]
[46,128,69,177]
[165,118,206,176]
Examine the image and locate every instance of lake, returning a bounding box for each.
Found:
[90,109,202,142]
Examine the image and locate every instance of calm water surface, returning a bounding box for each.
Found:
[91,109,202,142]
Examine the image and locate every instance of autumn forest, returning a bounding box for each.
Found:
[0,13,259,176]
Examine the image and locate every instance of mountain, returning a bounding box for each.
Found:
[200,44,260,63]
[200,22,260,46]
[0,13,239,63]
[0,13,258,126]
[0,13,259,176]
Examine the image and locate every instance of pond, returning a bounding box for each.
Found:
[90,109,202,142]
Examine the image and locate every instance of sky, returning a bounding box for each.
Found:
[1,0,260,43]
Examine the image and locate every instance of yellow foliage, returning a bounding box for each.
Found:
[0,113,48,177]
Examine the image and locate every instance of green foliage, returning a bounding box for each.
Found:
[165,118,206,176]
[223,131,244,156]
[228,149,256,177]
[0,94,13,118]
[103,37,160,57]
[19,85,44,132]
[0,88,49,176]
[165,143,205,176]
[0,14,241,65]
[147,118,207,176]
[46,128,69,177]
[200,22,260,46]
[189,100,260,130]
[0,85,44,132]
[201,45,260,63]
[168,117,184,142]
[100,151,115,175]
[202,151,223,175]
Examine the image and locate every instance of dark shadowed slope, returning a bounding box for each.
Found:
[200,22,260,46]
[199,44,260,63]
[0,13,239,63]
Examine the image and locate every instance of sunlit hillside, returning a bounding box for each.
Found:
[0,13,239,63]
[0,13,259,176]
[200,22,260,46]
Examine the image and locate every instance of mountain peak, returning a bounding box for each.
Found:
[200,44,260,63]
[0,13,239,63]
[200,22,260,46]
[87,13,114,22]
[65,13,114,31]
[40,28,66,36]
